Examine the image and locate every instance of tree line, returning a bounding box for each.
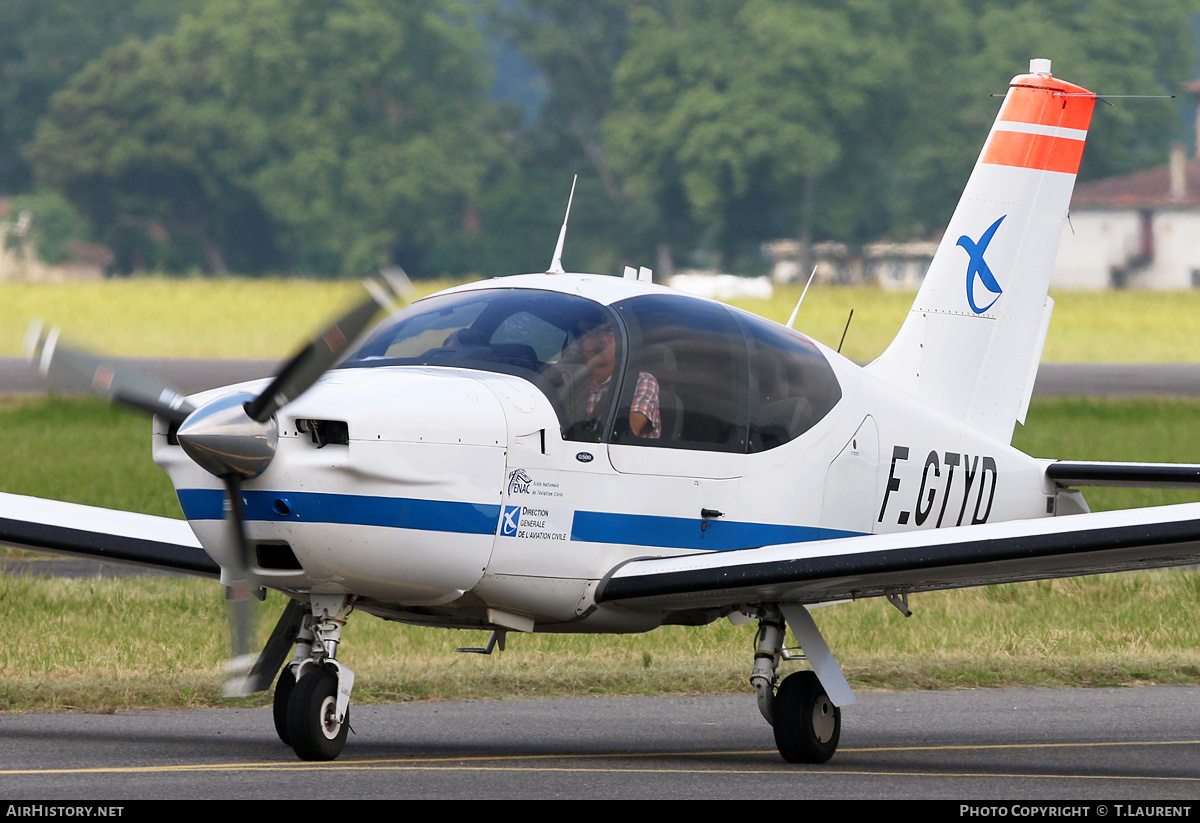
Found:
[2,0,1195,278]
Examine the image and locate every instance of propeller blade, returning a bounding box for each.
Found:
[219,473,261,697]
[244,268,414,423]
[25,321,194,425]
[242,599,307,695]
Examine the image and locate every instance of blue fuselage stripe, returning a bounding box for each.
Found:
[570,511,860,551]
[176,489,500,536]
[176,490,861,551]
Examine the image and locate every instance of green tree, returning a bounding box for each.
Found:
[604,0,901,268]
[27,0,503,275]
[0,0,203,192]
[487,0,663,273]
[600,0,1198,265]
[7,189,90,265]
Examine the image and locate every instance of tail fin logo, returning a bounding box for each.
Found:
[958,215,1006,314]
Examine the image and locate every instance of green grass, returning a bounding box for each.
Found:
[0,277,465,360]
[3,396,1200,712]
[0,396,180,518]
[2,277,1199,362]
[1014,397,1200,510]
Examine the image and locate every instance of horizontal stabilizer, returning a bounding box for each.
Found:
[1047,461,1200,489]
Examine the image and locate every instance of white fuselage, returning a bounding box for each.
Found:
[153,276,1055,633]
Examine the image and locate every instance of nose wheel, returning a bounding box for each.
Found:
[286,666,350,761]
[272,667,296,746]
[772,670,841,763]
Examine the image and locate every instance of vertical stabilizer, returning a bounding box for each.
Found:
[866,60,1094,443]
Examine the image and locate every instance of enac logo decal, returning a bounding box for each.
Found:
[958,215,1006,314]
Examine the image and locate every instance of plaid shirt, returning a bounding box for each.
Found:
[588,372,661,439]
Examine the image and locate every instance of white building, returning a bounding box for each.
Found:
[1052,144,1200,289]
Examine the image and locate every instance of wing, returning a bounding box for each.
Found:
[595,502,1200,613]
[0,491,219,578]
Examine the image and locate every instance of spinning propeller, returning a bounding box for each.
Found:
[26,268,415,695]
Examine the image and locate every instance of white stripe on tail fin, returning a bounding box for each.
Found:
[866,60,1095,444]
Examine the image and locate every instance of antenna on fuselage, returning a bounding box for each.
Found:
[547,175,578,274]
[785,265,819,329]
[837,309,854,354]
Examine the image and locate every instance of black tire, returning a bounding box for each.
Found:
[773,670,840,764]
[287,666,349,761]
[273,667,296,746]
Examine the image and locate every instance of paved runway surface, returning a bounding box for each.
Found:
[5,358,1200,397]
[3,687,1200,799]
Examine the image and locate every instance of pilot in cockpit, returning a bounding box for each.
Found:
[577,319,661,439]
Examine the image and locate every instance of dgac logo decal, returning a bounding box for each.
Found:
[507,469,532,495]
[500,505,521,537]
[958,215,1005,314]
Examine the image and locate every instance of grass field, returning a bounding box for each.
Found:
[3,277,1200,363]
[2,395,1200,712]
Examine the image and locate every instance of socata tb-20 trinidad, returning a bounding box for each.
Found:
[7,59,1200,764]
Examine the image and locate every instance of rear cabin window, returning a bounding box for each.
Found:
[734,310,842,452]
[611,295,841,453]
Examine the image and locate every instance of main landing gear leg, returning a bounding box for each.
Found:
[274,594,356,761]
[749,604,856,764]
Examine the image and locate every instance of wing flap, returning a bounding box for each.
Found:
[596,503,1200,612]
[0,491,218,578]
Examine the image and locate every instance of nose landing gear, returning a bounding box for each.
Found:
[273,595,356,761]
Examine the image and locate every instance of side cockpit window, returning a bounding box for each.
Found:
[341,286,840,454]
[612,294,749,452]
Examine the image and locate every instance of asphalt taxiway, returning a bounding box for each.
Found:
[3,688,1199,800]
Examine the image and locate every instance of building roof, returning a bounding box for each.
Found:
[1071,158,1200,209]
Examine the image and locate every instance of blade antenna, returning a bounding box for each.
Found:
[837,309,854,354]
[786,265,819,329]
[547,175,578,274]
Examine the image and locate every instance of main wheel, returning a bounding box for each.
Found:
[272,667,296,746]
[773,670,840,763]
[287,666,349,761]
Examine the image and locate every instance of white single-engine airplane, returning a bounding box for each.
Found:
[6,59,1200,764]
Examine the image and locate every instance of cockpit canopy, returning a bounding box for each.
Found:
[342,287,842,453]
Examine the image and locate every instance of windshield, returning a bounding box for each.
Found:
[340,288,624,440]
